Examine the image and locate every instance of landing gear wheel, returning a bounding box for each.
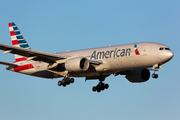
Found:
[65,78,69,82]
[97,88,101,93]
[152,74,158,79]
[92,82,109,92]
[57,78,75,87]
[92,86,97,92]
[65,78,70,85]
[101,87,105,91]
[152,73,155,78]
[58,81,62,86]
[105,84,109,89]
[62,79,66,84]
[155,74,158,79]
[70,78,74,83]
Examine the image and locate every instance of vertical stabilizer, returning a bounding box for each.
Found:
[8,22,31,62]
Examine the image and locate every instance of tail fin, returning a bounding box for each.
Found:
[8,22,31,62]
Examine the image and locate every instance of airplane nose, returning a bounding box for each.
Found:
[158,50,174,63]
[167,50,174,60]
[163,50,174,62]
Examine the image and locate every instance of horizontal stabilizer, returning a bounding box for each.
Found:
[0,61,21,67]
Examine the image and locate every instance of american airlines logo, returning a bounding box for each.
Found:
[90,48,131,60]
[134,44,140,55]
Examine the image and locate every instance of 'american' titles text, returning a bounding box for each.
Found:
[90,48,131,60]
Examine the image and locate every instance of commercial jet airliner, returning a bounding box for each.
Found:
[0,22,174,92]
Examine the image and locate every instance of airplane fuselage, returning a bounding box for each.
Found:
[6,42,173,79]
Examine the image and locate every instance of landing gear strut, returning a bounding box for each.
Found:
[92,81,109,92]
[58,78,74,87]
[152,64,161,79]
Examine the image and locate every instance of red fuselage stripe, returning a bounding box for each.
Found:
[15,58,27,62]
[14,64,34,72]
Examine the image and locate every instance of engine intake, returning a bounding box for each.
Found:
[65,57,89,72]
[125,69,150,83]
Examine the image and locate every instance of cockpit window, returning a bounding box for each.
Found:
[159,47,170,50]
[165,48,170,50]
[159,47,164,50]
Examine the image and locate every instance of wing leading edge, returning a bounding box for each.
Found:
[0,61,20,67]
[0,43,67,63]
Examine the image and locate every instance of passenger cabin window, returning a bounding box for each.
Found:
[159,47,170,50]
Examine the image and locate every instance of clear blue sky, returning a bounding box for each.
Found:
[0,0,179,120]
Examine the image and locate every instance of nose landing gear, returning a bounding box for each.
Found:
[152,64,162,79]
[152,73,158,79]
[152,67,158,79]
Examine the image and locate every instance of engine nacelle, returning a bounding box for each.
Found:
[65,57,89,72]
[125,69,150,83]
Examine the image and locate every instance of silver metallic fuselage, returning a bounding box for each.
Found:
[7,42,173,79]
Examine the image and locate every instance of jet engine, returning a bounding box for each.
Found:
[125,69,150,83]
[65,57,89,72]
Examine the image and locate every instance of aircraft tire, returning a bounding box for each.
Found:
[155,74,158,79]
[152,74,155,78]
[65,78,70,85]
[101,85,105,91]
[152,74,158,79]
[92,86,96,92]
[70,78,74,83]
[97,89,101,92]
[105,84,109,89]
[58,81,62,86]
[62,79,66,84]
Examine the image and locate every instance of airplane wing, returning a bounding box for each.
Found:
[0,43,102,65]
[0,43,67,63]
[0,61,21,67]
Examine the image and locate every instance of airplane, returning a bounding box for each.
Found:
[0,22,174,92]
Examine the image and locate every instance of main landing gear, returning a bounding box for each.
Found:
[91,75,110,93]
[92,81,109,93]
[58,78,74,87]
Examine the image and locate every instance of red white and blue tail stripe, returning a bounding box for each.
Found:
[8,22,31,62]
[8,22,35,72]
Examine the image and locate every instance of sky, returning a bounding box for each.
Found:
[0,0,180,120]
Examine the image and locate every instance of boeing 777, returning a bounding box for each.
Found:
[0,22,174,92]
